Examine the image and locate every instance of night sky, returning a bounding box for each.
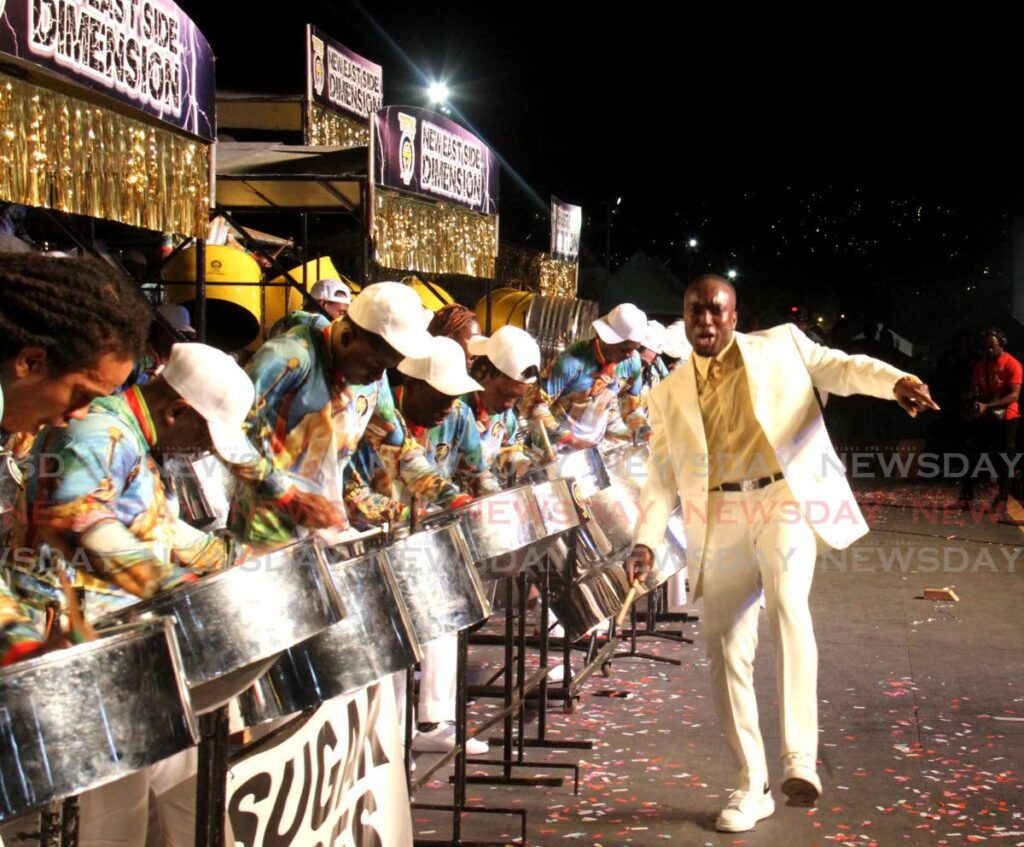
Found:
[181,1,1024,343]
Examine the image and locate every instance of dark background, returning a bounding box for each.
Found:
[182,1,1024,344]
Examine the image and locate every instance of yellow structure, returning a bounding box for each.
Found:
[404,276,455,311]
[475,289,534,331]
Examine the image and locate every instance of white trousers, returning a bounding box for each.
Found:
[418,633,458,724]
[700,480,819,791]
[78,747,233,847]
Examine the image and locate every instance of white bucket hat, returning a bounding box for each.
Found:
[162,343,257,463]
[592,303,648,345]
[467,326,541,383]
[399,336,483,397]
[347,282,434,357]
[642,320,666,354]
[661,321,692,359]
[310,277,352,304]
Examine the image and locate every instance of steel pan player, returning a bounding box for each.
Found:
[4,342,256,846]
[230,281,463,547]
[0,254,149,664]
[523,302,651,451]
[464,326,541,483]
[346,335,492,754]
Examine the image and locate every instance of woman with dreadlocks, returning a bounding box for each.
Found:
[0,253,149,434]
[0,253,148,663]
[428,303,480,368]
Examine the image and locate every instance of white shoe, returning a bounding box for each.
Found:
[781,754,822,807]
[545,664,565,683]
[411,722,489,755]
[715,785,775,832]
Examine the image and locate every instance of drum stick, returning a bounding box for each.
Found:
[614,581,638,630]
[533,417,557,464]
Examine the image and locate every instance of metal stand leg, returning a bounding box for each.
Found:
[412,627,528,847]
[406,664,416,792]
[466,574,577,790]
[195,705,230,847]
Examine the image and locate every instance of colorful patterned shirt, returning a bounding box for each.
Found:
[465,392,527,478]
[5,387,230,626]
[232,321,460,544]
[268,310,331,339]
[523,338,646,445]
[345,388,497,526]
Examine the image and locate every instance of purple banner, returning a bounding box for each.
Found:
[306,24,382,122]
[550,196,582,263]
[372,105,499,215]
[0,0,216,141]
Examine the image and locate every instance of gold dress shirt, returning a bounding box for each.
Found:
[693,337,782,490]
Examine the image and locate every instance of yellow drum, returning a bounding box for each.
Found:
[475,289,533,331]
[163,246,261,351]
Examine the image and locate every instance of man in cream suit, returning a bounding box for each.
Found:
[628,275,938,833]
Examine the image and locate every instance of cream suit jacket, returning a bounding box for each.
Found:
[635,324,913,599]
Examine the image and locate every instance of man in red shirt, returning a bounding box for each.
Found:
[959,329,1022,511]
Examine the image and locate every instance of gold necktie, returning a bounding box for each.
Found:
[698,359,723,396]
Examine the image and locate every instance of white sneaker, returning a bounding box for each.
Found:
[545,664,565,683]
[715,785,775,832]
[411,722,489,755]
[782,754,822,807]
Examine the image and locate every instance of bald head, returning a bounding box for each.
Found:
[683,274,738,357]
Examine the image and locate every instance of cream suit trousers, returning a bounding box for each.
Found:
[700,479,818,791]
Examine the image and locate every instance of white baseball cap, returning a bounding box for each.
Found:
[642,320,666,354]
[467,326,541,384]
[157,303,195,335]
[592,303,648,345]
[310,277,352,304]
[347,281,434,357]
[662,321,692,359]
[162,343,258,463]
[399,336,483,397]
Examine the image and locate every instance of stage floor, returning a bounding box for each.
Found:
[412,484,1024,847]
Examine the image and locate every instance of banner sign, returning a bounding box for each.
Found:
[0,0,216,141]
[227,677,412,847]
[550,197,582,263]
[372,105,499,215]
[306,24,382,123]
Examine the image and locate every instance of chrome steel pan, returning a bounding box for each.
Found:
[95,538,344,711]
[234,545,420,727]
[0,620,196,822]
[438,485,554,578]
[525,447,611,498]
[548,563,631,640]
[383,523,490,645]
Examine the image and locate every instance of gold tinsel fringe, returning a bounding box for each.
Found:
[373,188,497,278]
[306,103,369,148]
[539,257,578,299]
[0,72,209,236]
[496,243,578,298]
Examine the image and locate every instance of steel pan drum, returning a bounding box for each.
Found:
[548,563,632,640]
[0,620,196,822]
[96,538,344,711]
[434,486,552,578]
[525,447,611,497]
[384,523,490,645]
[234,545,420,727]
